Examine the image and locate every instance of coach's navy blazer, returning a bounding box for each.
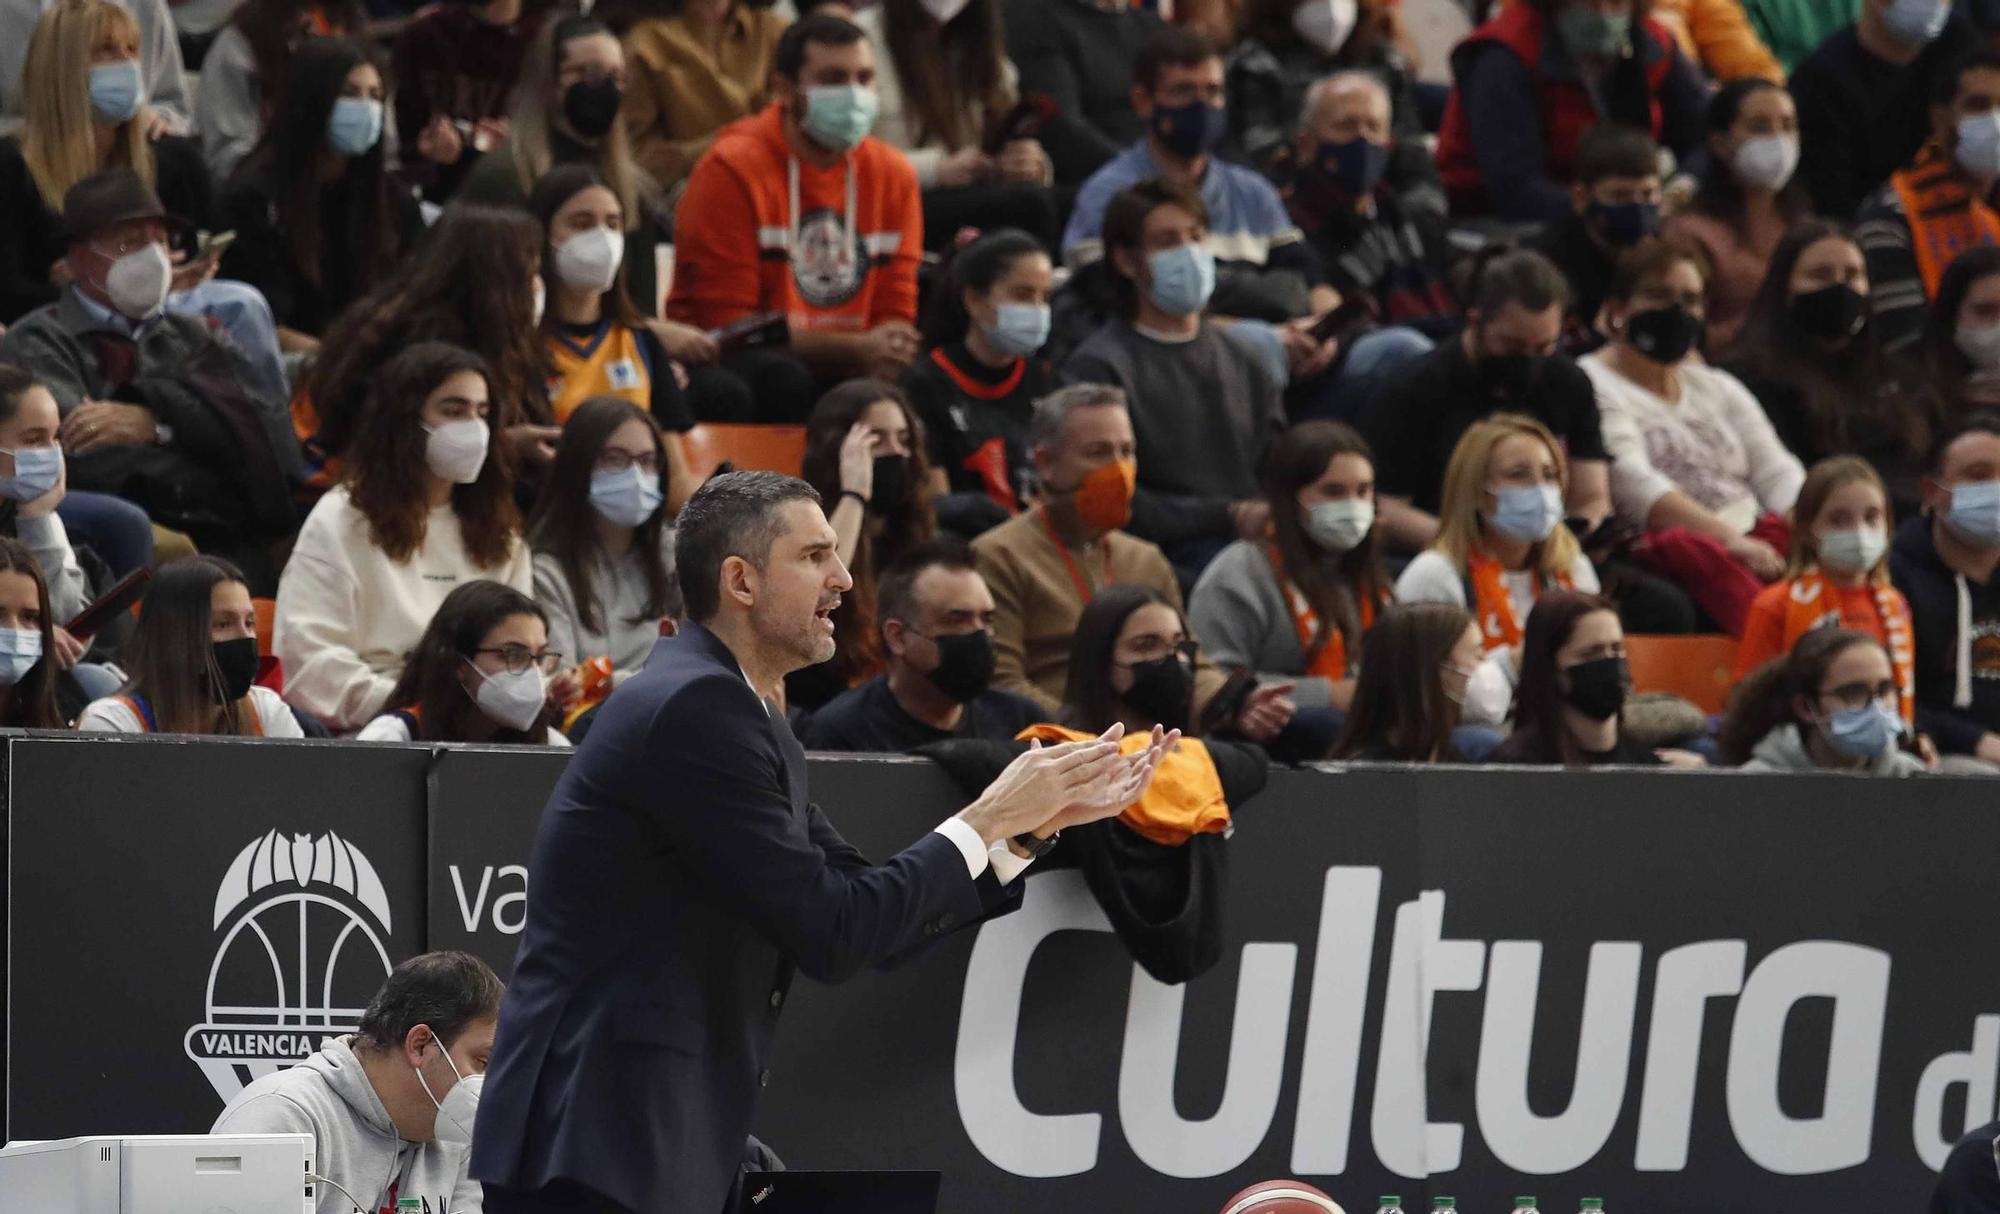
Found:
[471,620,1018,1213]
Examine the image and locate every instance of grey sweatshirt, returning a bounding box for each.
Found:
[210,1036,482,1214]
[1186,538,1336,709]
[531,529,680,686]
[1741,724,1929,777]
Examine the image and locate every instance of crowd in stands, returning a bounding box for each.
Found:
[4,0,2000,787]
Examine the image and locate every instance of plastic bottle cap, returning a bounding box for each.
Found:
[1379,1202,1401,1207]
[1581,1202,1604,1210]
[1517,1201,1536,1206]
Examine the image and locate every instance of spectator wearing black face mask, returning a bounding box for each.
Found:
[787,379,938,713]
[803,540,1045,752]
[1531,123,1665,357]
[1368,248,1611,554]
[1490,589,1705,767]
[78,555,304,736]
[455,14,676,325]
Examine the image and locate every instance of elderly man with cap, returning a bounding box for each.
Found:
[0,168,300,580]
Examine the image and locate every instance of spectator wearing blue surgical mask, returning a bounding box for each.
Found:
[217,37,424,351]
[1891,412,2000,767]
[1065,177,1288,586]
[528,397,681,693]
[1719,626,1930,775]
[0,535,91,727]
[904,228,1059,538]
[1394,413,1601,731]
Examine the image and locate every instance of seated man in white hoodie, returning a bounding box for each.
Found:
[211,951,501,1214]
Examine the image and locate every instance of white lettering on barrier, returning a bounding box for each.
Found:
[1119,943,1297,1177]
[950,868,1977,1183]
[1635,940,1748,1169]
[1476,940,1642,1172]
[450,865,530,935]
[1913,1014,2000,1170]
[1725,942,1889,1174]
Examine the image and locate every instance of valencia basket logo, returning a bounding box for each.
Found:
[184,831,396,1103]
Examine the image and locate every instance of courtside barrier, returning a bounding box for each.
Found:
[7,733,1993,1211]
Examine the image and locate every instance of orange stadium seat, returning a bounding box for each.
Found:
[680,424,807,482]
[253,597,277,658]
[1625,633,1740,715]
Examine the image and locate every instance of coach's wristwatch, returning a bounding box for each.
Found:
[1009,830,1060,860]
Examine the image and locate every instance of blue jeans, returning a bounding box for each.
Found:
[1291,325,1435,424]
[56,490,154,577]
[169,278,289,404]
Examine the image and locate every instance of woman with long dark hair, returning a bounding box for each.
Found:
[855,0,1059,250]
[790,378,936,710]
[904,228,1057,535]
[1664,78,1808,351]
[218,37,423,350]
[277,342,532,732]
[529,396,681,690]
[194,0,369,183]
[1491,590,1700,766]
[1189,420,1387,756]
[80,555,302,735]
[1329,600,1481,762]
[528,163,698,452]
[0,536,87,727]
[299,203,557,485]
[1922,245,2000,421]
[1723,220,1928,519]
[1719,627,1929,775]
[358,579,568,745]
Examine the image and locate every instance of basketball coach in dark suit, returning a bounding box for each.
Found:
[472,472,1171,1214]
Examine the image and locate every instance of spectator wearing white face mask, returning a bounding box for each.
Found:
[276,342,532,733]
[1922,244,2000,416]
[1393,413,1601,729]
[359,580,571,746]
[529,164,702,494]
[1664,78,1809,352]
[212,951,501,1214]
[1189,420,1385,759]
[528,397,681,693]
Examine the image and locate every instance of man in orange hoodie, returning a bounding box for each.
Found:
[668,13,923,421]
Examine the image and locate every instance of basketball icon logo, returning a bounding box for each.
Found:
[184,831,395,1103]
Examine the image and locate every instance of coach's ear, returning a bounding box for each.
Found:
[721,553,758,612]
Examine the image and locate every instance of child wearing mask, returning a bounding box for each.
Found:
[357,580,569,745]
[903,228,1057,537]
[529,397,680,690]
[1734,457,1917,736]
[276,342,532,733]
[1719,627,1930,775]
[79,556,301,736]
[0,535,90,727]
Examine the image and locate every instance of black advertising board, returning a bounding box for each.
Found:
[5,734,430,1141]
[8,737,1998,1214]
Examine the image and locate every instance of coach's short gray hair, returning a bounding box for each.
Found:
[676,470,823,622]
[1027,383,1128,454]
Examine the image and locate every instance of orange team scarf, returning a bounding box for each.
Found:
[1782,567,1917,724]
[1016,723,1228,847]
[1265,541,1376,681]
[1891,142,2000,299]
[1466,547,1571,650]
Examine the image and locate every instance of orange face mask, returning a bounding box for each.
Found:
[1072,458,1137,532]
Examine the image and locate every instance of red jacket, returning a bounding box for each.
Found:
[1436,4,1675,213]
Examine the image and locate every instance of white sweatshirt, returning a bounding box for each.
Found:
[274,486,531,733]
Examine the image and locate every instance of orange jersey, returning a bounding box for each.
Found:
[666,103,921,334]
[546,319,652,423]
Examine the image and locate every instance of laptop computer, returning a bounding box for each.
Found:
[737,1169,942,1214]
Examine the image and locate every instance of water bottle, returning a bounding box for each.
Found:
[1374,1199,1405,1214]
[1511,1198,1540,1214]
[1429,1199,1456,1212]
[1578,1200,1605,1213]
